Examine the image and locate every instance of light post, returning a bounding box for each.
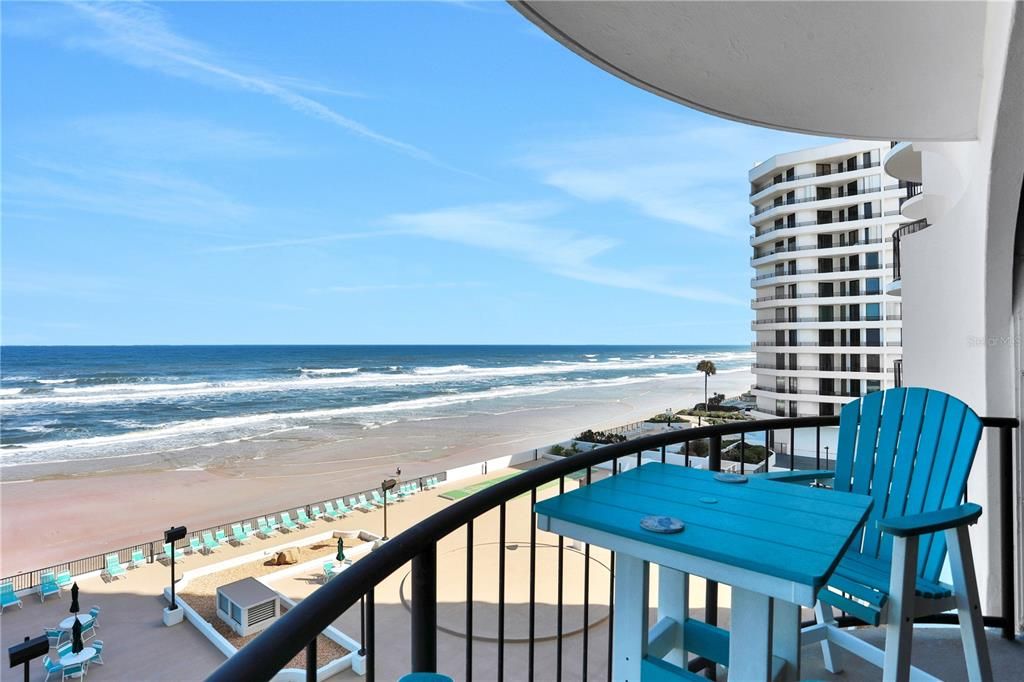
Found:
[380,479,396,541]
[163,526,187,625]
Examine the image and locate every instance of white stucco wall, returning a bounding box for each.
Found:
[901,2,1023,621]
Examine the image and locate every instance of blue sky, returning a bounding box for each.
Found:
[2,1,828,345]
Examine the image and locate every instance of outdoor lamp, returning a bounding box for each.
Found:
[164,525,187,611]
[381,478,397,541]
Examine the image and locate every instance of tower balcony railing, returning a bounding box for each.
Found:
[206,415,1018,682]
[750,185,883,219]
[750,212,894,243]
[751,237,884,263]
[749,160,881,195]
[892,218,931,281]
[752,314,902,326]
[752,363,887,374]
[751,263,887,284]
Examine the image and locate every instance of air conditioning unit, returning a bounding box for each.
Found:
[216,577,280,637]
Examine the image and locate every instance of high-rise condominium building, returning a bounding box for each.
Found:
[749,140,908,419]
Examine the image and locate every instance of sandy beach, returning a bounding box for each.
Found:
[1,370,752,576]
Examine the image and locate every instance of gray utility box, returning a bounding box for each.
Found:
[216,577,280,637]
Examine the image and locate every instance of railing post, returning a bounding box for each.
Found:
[305,638,316,682]
[999,426,1015,640]
[705,434,721,679]
[411,543,438,672]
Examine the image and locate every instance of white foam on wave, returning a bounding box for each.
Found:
[298,367,359,376]
[36,378,77,385]
[0,351,755,410]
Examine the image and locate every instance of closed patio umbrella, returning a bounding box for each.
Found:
[336,537,346,563]
[69,582,80,615]
[71,617,84,654]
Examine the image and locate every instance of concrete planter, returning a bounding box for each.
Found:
[163,605,184,626]
[351,653,367,676]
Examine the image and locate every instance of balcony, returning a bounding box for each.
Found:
[888,218,931,295]
[750,186,884,222]
[201,416,1018,681]
[750,212,896,246]
[748,161,881,200]
[751,263,887,287]
[750,237,884,265]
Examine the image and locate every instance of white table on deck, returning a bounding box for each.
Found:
[58,614,92,630]
[59,646,96,667]
[535,463,872,681]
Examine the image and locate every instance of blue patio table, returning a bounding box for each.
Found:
[534,462,872,682]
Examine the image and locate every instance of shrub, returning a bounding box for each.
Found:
[549,444,566,456]
[576,429,627,444]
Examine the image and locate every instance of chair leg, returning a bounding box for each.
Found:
[814,599,844,673]
[883,535,919,682]
[946,525,993,682]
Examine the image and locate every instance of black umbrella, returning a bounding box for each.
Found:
[71,617,84,654]
[336,537,346,563]
[69,582,80,615]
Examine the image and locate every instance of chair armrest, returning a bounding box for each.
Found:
[761,470,835,484]
[878,503,982,537]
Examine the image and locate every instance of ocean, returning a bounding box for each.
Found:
[1,345,752,467]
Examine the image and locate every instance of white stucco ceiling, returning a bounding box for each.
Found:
[513,1,988,141]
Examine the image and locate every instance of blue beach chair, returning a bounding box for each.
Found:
[1,581,23,611]
[279,511,299,532]
[767,388,993,681]
[295,508,313,528]
[39,572,62,600]
[164,543,185,562]
[201,531,221,553]
[335,499,352,516]
[231,523,251,544]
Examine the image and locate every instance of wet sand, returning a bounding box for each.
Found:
[0,371,752,576]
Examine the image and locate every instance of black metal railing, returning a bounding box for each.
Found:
[1,470,450,593]
[892,218,930,281]
[207,415,1018,682]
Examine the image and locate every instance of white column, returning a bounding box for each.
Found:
[613,554,649,682]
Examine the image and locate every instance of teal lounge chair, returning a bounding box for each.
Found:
[242,522,256,538]
[370,491,387,507]
[231,523,251,544]
[323,501,340,519]
[768,388,993,681]
[322,562,336,584]
[1,581,22,611]
[295,508,313,527]
[90,639,104,665]
[279,511,299,532]
[385,488,401,504]
[214,529,229,545]
[104,554,126,581]
[256,517,276,538]
[335,499,352,516]
[310,505,325,522]
[39,572,62,600]
[201,531,221,553]
[88,605,101,628]
[130,549,146,569]
[355,494,375,511]
[189,537,203,554]
[54,571,72,590]
[164,543,185,562]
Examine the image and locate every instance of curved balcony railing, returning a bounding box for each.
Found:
[749,161,882,195]
[751,185,883,220]
[892,218,930,281]
[752,263,887,284]
[752,314,901,326]
[207,415,1019,681]
[752,363,889,374]
[751,237,884,263]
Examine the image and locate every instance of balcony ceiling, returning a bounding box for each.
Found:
[513,1,988,141]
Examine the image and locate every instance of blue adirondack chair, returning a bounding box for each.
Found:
[767,388,991,681]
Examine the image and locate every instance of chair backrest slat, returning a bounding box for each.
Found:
[834,399,861,493]
[861,387,907,556]
[835,387,983,583]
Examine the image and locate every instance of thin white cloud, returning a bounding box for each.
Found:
[199,230,405,254]
[520,121,826,237]
[5,159,251,231]
[309,282,484,295]
[68,115,299,161]
[389,202,743,305]
[63,2,439,165]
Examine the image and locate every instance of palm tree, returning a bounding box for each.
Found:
[696,360,717,422]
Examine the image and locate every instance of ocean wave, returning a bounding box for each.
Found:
[36,378,77,385]
[298,367,360,375]
[0,352,754,409]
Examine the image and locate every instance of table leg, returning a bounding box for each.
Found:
[729,586,773,682]
[657,566,688,666]
[772,599,800,682]
[613,553,649,682]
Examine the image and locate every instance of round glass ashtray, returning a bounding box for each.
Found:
[640,515,685,534]
[714,472,748,484]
